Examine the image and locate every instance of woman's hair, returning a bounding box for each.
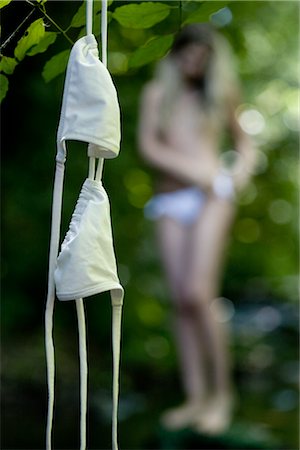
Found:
[171,23,215,56]
[154,24,240,131]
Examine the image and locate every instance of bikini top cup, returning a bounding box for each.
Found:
[54,177,124,305]
[56,33,121,164]
[45,2,124,450]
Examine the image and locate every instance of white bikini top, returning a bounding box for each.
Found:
[56,32,120,163]
[45,2,124,449]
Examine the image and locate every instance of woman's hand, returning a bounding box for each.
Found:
[231,169,251,193]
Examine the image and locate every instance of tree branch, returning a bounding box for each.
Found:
[26,0,74,46]
[0,7,36,53]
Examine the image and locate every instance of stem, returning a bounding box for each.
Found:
[26,0,74,45]
[39,7,74,45]
[0,7,36,53]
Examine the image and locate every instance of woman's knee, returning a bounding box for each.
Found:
[176,283,212,317]
[183,280,214,304]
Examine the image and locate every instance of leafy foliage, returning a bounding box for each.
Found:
[14,18,45,61]
[183,0,229,24]
[129,34,174,68]
[0,0,13,9]
[112,2,172,29]
[0,0,233,94]
[42,49,70,83]
[70,0,103,28]
[0,56,17,74]
[0,73,9,101]
[26,31,57,56]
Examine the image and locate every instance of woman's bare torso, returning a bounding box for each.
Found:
[157,89,222,193]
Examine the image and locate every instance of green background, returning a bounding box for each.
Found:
[1,1,299,449]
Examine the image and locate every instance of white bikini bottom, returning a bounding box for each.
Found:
[144,174,235,226]
[145,187,206,225]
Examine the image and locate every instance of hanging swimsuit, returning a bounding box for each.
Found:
[45,2,123,450]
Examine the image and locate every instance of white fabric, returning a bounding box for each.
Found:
[56,33,121,163]
[212,172,235,199]
[45,2,124,450]
[145,187,206,225]
[145,174,235,226]
[54,178,123,303]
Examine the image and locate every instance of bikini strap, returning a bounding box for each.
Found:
[98,6,124,447]
[76,298,88,450]
[45,155,66,450]
[111,293,123,450]
[86,3,123,450]
[86,0,107,64]
[101,0,108,68]
[86,0,93,36]
[87,0,107,182]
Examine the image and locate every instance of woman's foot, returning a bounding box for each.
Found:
[160,401,204,430]
[192,393,233,435]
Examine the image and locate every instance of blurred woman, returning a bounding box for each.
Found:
[138,24,257,434]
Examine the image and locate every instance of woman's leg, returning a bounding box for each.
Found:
[156,216,207,428]
[155,215,187,302]
[184,196,236,433]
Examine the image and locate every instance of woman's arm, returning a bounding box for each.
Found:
[138,82,217,190]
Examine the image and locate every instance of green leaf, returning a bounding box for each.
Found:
[70,0,114,28]
[113,2,171,29]
[0,0,13,9]
[129,34,174,68]
[75,11,113,40]
[42,49,70,83]
[0,74,9,102]
[183,1,229,25]
[27,32,57,56]
[0,56,18,75]
[70,0,113,29]
[14,18,45,61]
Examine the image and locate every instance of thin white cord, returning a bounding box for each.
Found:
[45,291,55,450]
[87,3,121,450]
[100,3,123,448]
[96,0,107,183]
[76,299,88,450]
[88,156,96,180]
[101,0,108,67]
[86,0,93,35]
[95,158,104,182]
[45,160,65,450]
[112,304,123,450]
